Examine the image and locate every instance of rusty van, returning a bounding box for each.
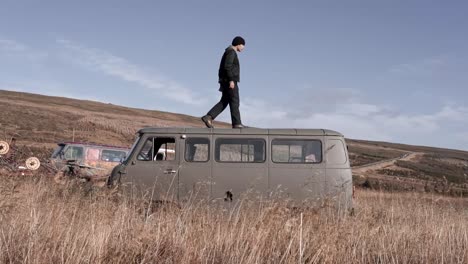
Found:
[51,142,130,181]
[108,128,352,209]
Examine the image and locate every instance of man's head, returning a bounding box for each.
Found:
[232,36,245,52]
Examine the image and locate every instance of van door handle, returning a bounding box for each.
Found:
[164,169,177,174]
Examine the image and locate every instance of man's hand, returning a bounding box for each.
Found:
[229,81,235,89]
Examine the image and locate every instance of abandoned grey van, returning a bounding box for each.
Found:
[108,127,352,209]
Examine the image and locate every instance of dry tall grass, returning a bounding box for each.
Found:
[1,175,467,264]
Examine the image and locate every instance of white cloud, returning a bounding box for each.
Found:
[0,38,48,61]
[0,38,28,52]
[241,97,288,127]
[432,105,468,122]
[238,89,468,150]
[56,39,205,106]
[336,103,381,117]
[389,55,448,74]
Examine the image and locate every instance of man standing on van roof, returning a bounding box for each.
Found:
[202,36,246,129]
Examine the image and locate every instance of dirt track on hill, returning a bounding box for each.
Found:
[352,152,423,175]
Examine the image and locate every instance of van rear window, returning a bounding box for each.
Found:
[215,138,265,163]
[326,139,347,164]
[272,139,322,163]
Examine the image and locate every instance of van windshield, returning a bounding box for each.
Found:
[123,136,140,164]
[51,145,65,158]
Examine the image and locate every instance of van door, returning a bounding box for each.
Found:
[178,135,212,203]
[211,136,268,203]
[124,135,179,202]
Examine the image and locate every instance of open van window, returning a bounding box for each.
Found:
[155,138,175,161]
[137,137,176,161]
[272,139,322,163]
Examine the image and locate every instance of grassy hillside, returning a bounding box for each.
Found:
[1,89,468,193]
[0,90,229,148]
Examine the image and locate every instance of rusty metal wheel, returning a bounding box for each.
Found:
[0,141,9,155]
[26,157,41,170]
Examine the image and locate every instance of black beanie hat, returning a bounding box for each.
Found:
[232,36,245,46]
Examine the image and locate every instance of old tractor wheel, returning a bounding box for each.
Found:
[0,141,9,155]
[26,157,41,170]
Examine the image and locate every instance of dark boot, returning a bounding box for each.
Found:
[201,115,213,128]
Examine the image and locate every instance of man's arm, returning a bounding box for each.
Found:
[223,50,236,88]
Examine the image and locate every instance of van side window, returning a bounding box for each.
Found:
[86,148,100,161]
[137,138,153,161]
[137,137,176,161]
[215,138,265,163]
[102,150,127,162]
[64,146,84,160]
[185,138,209,162]
[326,139,347,164]
[272,139,322,163]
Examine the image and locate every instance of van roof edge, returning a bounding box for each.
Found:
[137,127,344,137]
[58,142,130,149]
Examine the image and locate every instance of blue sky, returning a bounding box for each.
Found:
[1,1,467,150]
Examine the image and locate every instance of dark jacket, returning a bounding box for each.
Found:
[218,46,240,83]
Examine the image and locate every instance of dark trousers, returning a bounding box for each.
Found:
[207,82,242,126]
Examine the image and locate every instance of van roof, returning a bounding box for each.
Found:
[58,142,129,150]
[137,127,344,137]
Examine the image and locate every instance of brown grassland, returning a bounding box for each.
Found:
[2,90,468,263]
[0,175,467,264]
